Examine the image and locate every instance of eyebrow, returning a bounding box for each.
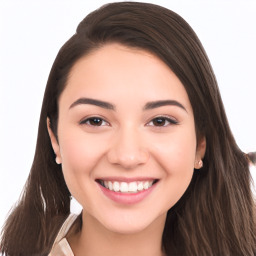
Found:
[143,100,187,112]
[69,97,187,112]
[69,98,115,110]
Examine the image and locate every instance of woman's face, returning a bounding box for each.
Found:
[49,43,205,234]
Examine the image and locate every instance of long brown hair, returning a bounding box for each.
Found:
[1,2,255,255]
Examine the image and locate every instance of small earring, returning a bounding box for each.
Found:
[195,159,203,169]
[55,157,61,165]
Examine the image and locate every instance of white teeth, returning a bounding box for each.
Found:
[104,181,109,189]
[113,181,120,192]
[108,181,113,191]
[128,182,137,192]
[120,182,129,192]
[143,181,149,190]
[137,182,144,191]
[100,180,156,193]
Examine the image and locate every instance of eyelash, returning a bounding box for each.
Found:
[79,116,178,127]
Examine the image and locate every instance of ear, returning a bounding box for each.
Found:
[47,117,62,164]
[194,136,206,169]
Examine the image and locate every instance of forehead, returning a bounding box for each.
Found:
[59,43,192,113]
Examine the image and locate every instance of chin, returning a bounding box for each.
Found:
[104,221,151,235]
[99,210,165,235]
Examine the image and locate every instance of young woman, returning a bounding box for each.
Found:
[1,2,255,256]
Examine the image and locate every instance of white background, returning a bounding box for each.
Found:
[0,0,255,230]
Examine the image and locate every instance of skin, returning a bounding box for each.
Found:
[48,43,206,256]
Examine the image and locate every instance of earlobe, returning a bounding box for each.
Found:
[194,137,206,169]
[47,117,62,164]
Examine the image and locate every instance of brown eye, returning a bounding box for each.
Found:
[148,116,178,127]
[88,118,103,126]
[152,117,166,126]
[80,117,109,126]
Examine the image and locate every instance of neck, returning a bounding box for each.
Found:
[68,211,166,256]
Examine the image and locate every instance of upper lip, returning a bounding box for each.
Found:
[95,177,159,182]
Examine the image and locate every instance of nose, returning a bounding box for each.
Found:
[107,127,149,169]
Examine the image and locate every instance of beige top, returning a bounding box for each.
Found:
[48,214,78,256]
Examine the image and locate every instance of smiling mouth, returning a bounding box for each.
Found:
[96,179,159,193]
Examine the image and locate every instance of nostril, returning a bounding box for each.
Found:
[107,149,149,169]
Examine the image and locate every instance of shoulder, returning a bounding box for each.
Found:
[48,214,79,256]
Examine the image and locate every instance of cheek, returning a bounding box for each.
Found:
[59,128,108,168]
[151,129,196,207]
[61,138,95,171]
[153,129,197,172]
[58,130,108,196]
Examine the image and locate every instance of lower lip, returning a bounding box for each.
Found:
[97,183,157,205]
